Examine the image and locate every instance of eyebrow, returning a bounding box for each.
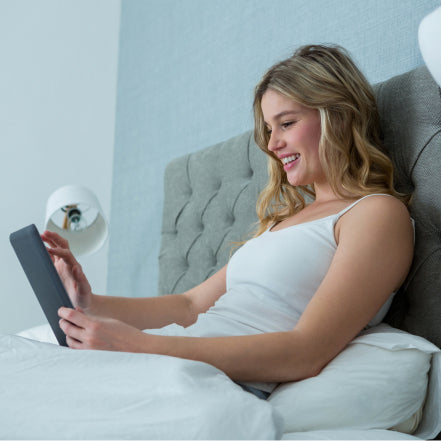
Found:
[264,110,301,126]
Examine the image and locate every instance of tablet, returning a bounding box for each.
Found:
[10,224,73,346]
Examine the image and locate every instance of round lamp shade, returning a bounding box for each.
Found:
[45,185,108,256]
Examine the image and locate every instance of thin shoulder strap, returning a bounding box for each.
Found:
[336,193,392,219]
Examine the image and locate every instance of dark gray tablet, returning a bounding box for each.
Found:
[10,224,73,346]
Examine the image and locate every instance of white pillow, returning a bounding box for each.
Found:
[269,324,440,434]
[17,323,57,344]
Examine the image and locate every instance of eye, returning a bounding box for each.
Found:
[281,121,295,130]
[265,126,272,136]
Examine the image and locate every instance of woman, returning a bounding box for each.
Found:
[42,45,414,395]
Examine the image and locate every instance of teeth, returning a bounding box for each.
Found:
[282,153,300,165]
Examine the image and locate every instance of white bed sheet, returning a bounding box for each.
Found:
[282,429,420,440]
[9,325,441,440]
[0,333,283,439]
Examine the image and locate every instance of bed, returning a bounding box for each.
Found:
[2,65,441,439]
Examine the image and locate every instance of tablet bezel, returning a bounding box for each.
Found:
[10,224,74,346]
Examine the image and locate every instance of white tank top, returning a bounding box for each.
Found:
[149,194,396,391]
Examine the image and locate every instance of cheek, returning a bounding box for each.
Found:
[307,121,322,155]
[300,127,321,157]
[310,119,322,145]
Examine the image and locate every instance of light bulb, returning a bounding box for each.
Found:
[62,205,87,232]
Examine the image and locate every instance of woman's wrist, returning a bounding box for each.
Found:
[84,293,100,316]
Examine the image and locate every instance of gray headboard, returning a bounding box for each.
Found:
[374,67,441,346]
[158,66,441,348]
[158,131,268,293]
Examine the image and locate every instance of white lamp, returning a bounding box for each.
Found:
[45,185,108,256]
[418,5,441,87]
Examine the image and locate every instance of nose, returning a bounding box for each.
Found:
[267,129,285,153]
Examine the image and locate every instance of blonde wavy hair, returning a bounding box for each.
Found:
[253,44,409,236]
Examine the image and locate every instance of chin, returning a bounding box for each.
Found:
[286,175,307,187]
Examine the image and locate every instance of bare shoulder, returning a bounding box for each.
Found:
[295,195,414,368]
[338,194,413,237]
[353,194,409,214]
[335,194,413,291]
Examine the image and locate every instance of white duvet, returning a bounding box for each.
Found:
[0,333,283,440]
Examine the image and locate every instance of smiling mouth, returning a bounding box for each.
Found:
[281,153,300,165]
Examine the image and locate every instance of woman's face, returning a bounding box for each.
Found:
[261,89,325,188]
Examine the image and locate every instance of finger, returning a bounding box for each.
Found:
[58,307,89,328]
[66,335,83,350]
[59,318,84,342]
[47,246,78,266]
[41,231,62,248]
[42,231,70,249]
[47,249,71,269]
[41,235,57,249]
[45,249,56,264]
[42,239,62,259]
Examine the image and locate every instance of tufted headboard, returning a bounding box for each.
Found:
[158,131,268,294]
[374,66,441,347]
[158,66,441,349]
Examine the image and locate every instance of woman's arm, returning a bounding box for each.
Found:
[42,230,227,330]
[58,196,414,384]
[89,266,228,330]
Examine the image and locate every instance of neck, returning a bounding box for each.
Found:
[313,182,355,204]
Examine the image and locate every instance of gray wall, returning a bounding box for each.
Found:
[108,0,440,298]
[0,0,120,333]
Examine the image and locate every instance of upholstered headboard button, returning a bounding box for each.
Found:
[159,131,268,295]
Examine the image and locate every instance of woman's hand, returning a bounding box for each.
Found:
[58,307,149,352]
[41,230,93,311]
